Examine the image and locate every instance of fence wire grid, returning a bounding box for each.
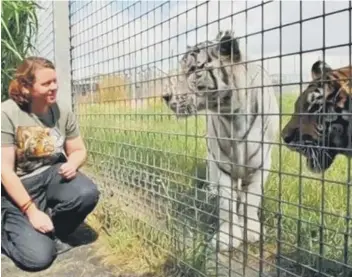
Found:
[34,1,352,277]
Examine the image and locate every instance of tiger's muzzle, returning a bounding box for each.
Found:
[281,120,336,173]
[162,92,198,117]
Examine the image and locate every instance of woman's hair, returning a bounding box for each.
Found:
[9,56,55,109]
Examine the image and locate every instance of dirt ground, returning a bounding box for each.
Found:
[1,222,125,277]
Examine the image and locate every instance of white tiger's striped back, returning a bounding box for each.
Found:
[205,61,279,251]
[162,30,280,251]
[206,62,279,181]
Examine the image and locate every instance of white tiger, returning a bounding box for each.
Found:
[162,30,279,252]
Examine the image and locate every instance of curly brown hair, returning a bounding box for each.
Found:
[9,56,55,109]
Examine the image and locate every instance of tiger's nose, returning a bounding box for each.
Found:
[162,93,171,102]
[282,127,299,144]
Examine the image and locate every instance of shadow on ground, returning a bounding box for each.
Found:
[265,250,352,277]
[64,221,99,246]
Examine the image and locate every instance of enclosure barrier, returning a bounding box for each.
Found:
[33,1,351,276]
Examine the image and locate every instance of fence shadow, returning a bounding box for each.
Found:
[266,250,352,277]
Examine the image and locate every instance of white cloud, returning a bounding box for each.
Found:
[69,0,351,85]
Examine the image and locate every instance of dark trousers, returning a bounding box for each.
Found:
[1,163,100,271]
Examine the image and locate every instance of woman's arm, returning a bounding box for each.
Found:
[1,145,35,212]
[59,109,87,179]
[64,135,87,169]
[59,135,87,179]
[1,145,54,233]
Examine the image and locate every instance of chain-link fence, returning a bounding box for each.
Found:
[35,1,352,276]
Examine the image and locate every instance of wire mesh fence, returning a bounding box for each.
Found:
[34,0,352,276]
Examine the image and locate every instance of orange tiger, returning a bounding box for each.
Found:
[281,60,352,173]
[16,126,55,160]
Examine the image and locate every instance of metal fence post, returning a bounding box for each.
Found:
[52,0,72,110]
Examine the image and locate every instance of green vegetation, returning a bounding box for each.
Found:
[80,93,351,275]
[1,0,40,101]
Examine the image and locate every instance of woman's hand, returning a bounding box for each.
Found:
[26,205,54,233]
[58,161,77,180]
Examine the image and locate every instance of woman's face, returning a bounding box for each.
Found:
[31,67,58,105]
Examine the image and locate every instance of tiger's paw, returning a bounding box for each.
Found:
[212,223,243,252]
[245,219,264,243]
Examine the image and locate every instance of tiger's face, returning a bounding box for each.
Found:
[162,30,241,116]
[281,60,352,173]
[16,126,55,160]
[25,133,55,158]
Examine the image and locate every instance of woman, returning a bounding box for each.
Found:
[1,56,100,271]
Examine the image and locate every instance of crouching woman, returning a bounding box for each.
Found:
[1,56,100,271]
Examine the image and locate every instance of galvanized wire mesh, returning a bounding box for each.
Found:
[36,1,352,276]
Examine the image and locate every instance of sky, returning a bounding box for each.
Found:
[36,0,351,86]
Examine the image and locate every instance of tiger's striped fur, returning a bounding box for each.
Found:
[282,60,352,173]
[162,30,280,251]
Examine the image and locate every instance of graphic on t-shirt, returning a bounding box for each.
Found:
[15,126,66,176]
[49,127,65,154]
[16,126,55,159]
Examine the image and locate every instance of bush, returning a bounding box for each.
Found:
[1,0,40,101]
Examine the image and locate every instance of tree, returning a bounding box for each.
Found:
[1,0,41,101]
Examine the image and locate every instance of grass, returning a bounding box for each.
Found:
[85,193,170,275]
[77,92,351,276]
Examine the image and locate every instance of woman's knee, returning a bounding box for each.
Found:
[22,246,56,271]
[73,173,100,211]
[11,235,57,271]
[80,183,100,212]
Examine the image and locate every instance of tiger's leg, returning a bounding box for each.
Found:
[208,159,243,251]
[240,165,270,243]
[217,177,243,251]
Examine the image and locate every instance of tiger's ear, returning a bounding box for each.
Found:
[22,130,32,141]
[216,30,241,62]
[311,60,332,80]
[44,128,51,136]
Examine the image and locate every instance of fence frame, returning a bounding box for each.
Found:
[52,1,73,109]
[32,1,352,277]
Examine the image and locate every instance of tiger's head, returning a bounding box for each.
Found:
[281,60,352,173]
[16,126,55,159]
[25,131,55,158]
[162,30,241,116]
